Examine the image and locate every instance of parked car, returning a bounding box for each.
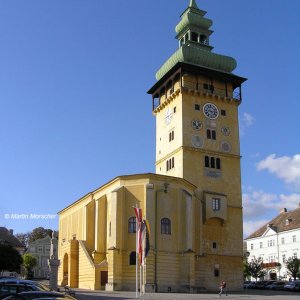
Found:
[0,280,51,300]
[261,280,277,289]
[1,291,76,299]
[243,281,256,289]
[0,281,49,292]
[266,281,287,290]
[284,281,300,292]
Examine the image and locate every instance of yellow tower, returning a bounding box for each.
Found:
[148,0,247,285]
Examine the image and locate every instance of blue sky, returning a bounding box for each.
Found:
[0,0,299,237]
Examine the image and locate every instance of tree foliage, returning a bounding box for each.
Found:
[0,244,23,272]
[286,257,300,280]
[16,227,56,247]
[248,257,266,281]
[23,253,38,279]
[28,227,53,244]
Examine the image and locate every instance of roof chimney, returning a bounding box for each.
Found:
[280,208,287,213]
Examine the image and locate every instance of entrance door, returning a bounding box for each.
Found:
[101,271,108,288]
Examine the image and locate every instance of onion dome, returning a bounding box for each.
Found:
[156,0,237,80]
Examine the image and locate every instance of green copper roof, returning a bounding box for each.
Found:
[189,0,199,9]
[155,0,237,80]
[156,44,237,80]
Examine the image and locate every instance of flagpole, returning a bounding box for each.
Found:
[136,229,138,298]
[133,205,138,299]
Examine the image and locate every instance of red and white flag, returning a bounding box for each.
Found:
[134,207,142,264]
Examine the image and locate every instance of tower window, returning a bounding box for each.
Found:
[169,131,174,142]
[161,218,171,235]
[207,129,216,140]
[212,198,220,211]
[191,32,198,42]
[212,242,217,249]
[195,104,200,111]
[200,34,207,45]
[129,251,136,265]
[173,106,176,113]
[128,217,136,233]
[203,83,214,92]
[205,156,209,168]
[166,157,175,171]
[205,156,221,169]
[211,157,215,168]
[221,109,226,116]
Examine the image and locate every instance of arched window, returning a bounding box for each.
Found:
[128,217,136,233]
[161,218,171,235]
[129,251,136,265]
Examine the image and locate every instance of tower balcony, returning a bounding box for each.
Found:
[182,79,241,101]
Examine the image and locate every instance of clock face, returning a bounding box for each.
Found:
[221,127,230,136]
[203,103,219,119]
[191,120,203,130]
[165,108,173,125]
[191,135,204,148]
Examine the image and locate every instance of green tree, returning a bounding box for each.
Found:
[286,257,300,280]
[28,227,53,244]
[23,253,37,279]
[0,244,23,273]
[248,257,266,281]
[15,232,30,247]
[243,251,251,280]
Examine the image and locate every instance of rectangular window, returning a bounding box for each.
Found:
[293,235,296,243]
[212,198,220,211]
[169,131,174,142]
[212,242,217,249]
[251,244,253,250]
[166,157,175,171]
[221,109,226,116]
[282,254,286,263]
[195,104,200,111]
[206,129,216,140]
[281,237,285,244]
[173,107,176,113]
[260,242,263,248]
[203,83,214,92]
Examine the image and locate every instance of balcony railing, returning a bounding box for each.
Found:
[182,80,241,101]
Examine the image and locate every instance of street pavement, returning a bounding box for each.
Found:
[74,289,300,300]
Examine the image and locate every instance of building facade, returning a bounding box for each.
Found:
[245,206,300,280]
[58,0,246,292]
[26,236,51,279]
[0,227,26,255]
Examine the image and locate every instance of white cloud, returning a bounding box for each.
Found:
[257,154,300,190]
[242,190,300,237]
[239,112,255,136]
[243,219,269,238]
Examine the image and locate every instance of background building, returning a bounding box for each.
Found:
[245,206,300,280]
[26,235,51,279]
[0,227,25,255]
[58,0,246,292]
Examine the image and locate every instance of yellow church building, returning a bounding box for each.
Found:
[58,0,247,292]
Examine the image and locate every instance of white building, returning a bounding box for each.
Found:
[26,235,51,278]
[245,206,300,280]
